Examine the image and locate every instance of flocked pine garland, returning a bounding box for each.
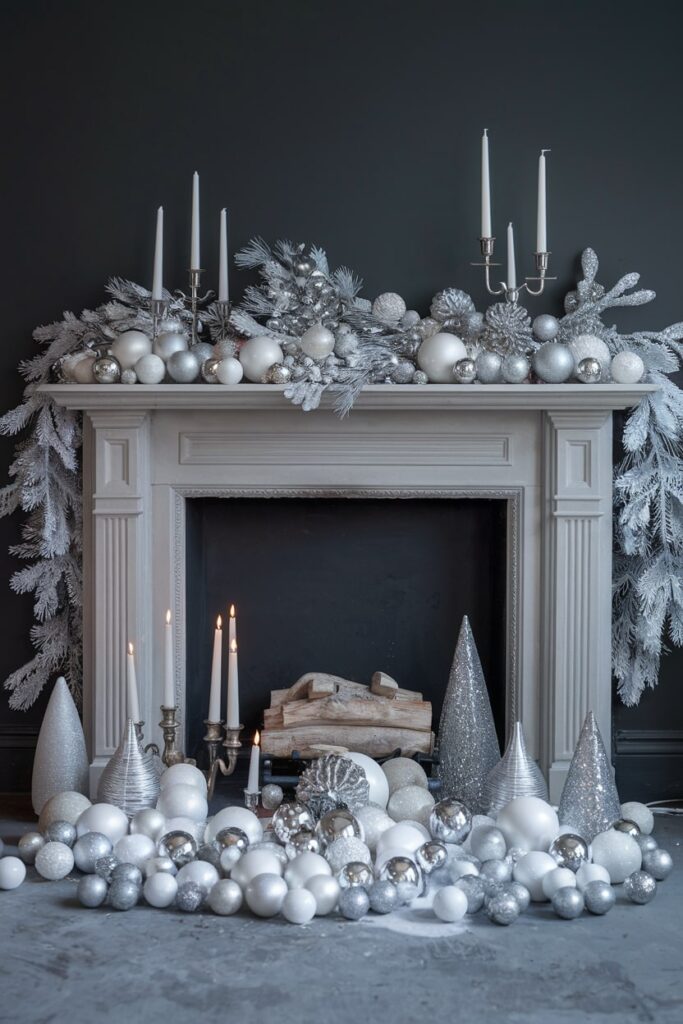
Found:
[1,246,682,709]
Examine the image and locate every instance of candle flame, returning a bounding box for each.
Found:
[128,642,134,655]
[254,729,260,745]
[165,609,171,625]
[217,614,222,629]
[230,638,237,653]
[229,604,235,618]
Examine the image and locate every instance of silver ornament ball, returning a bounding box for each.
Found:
[263,363,292,384]
[416,841,448,875]
[120,368,138,384]
[215,826,250,856]
[376,856,423,902]
[244,872,288,918]
[413,370,428,384]
[175,881,205,913]
[338,885,370,920]
[470,825,507,862]
[167,349,200,383]
[501,880,531,912]
[635,834,658,856]
[94,854,119,882]
[453,357,477,383]
[338,861,374,890]
[111,862,143,887]
[153,331,188,362]
[583,879,616,915]
[549,833,590,873]
[576,357,602,384]
[201,358,221,383]
[157,830,197,868]
[532,314,560,342]
[191,342,215,364]
[93,355,121,384]
[18,832,46,864]
[368,880,400,914]
[623,870,657,904]
[532,342,575,383]
[486,891,520,925]
[501,354,530,384]
[429,798,472,844]
[480,858,512,885]
[108,878,140,911]
[455,875,487,913]
[316,808,364,846]
[285,829,323,859]
[111,330,152,370]
[77,873,109,908]
[73,831,113,873]
[612,818,641,838]
[641,847,673,881]
[272,801,316,843]
[475,350,503,384]
[391,359,417,385]
[44,820,77,847]
[261,784,284,811]
[372,292,407,327]
[551,886,584,919]
[197,842,222,869]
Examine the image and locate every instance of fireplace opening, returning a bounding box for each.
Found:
[184,497,508,761]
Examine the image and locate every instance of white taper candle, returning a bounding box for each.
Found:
[152,206,164,301]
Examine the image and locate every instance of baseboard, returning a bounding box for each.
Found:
[614,729,683,803]
[0,724,38,792]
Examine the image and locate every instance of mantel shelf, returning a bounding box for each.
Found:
[40,382,656,412]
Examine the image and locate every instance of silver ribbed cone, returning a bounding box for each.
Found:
[483,721,548,815]
[97,718,160,815]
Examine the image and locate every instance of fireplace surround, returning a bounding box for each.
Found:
[44,381,655,802]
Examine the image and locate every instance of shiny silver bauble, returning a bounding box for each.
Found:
[337,861,374,890]
[548,833,590,873]
[316,808,364,846]
[285,829,323,859]
[17,832,45,865]
[73,831,113,873]
[167,349,200,383]
[292,256,314,278]
[93,355,121,384]
[108,878,141,911]
[201,358,221,383]
[262,363,292,384]
[551,886,584,919]
[153,331,188,361]
[583,879,616,915]
[271,801,316,843]
[454,357,477,383]
[244,872,288,918]
[501,353,530,384]
[415,840,448,875]
[428,798,472,844]
[175,881,205,913]
[634,834,658,856]
[417,332,467,382]
[376,855,423,902]
[532,342,575,383]
[576,357,602,384]
[532,314,560,342]
[475,350,503,384]
[215,826,250,856]
[78,873,109,908]
[641,847,673,881]
[338,885,370,919]
[612,818,641,838]
[157,830,197,868]
[94,854,119,882]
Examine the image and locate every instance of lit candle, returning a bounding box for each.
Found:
[163,609,174,709]
[126,642,141,723]
[247,730,260,794]
[481,129,492,238]
[218,208,229,303]
[506,222,517,290]
[208,615,222,723]
[152,206,164,300]
[190,171,200,270]
[228,603,236,648]
[226,637,240,729]
[536,149,548,253]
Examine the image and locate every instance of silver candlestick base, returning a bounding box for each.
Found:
[244,789,260,812]
[174,269,215,346]
[133,721,160,757]
[203,720,244,800]
[159,706,195,767]
[149,297,168,346]
[472,237,556,303]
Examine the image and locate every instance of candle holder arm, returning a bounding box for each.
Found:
[202,721,243,800]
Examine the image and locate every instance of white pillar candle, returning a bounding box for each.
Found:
[208,615,223,722]
[228,604,236,648]
[152,206,164,300]
[163,610,174,709]
[481,129,492,238]
[126,642,141,723]
[227,637,240,729]
[218,208,229,303]
[247,730,260,793]
[190,172,200,270]
[506,222,517,290]
[536,150,548,252]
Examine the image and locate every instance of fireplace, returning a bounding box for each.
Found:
[43,380,655,801]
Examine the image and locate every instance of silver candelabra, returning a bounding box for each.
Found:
[472,237,555,304]
[174,268,215,346]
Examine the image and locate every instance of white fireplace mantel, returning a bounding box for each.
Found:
[43,382,655,801]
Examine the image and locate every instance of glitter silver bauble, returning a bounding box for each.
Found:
[583,880,616,915]
[94,853,119,882]
[31,676,89,814]
[271,801,316,843]
[285,829,322,859]
[501,880,531,912]
[262,362,292,384]
[576,357,602,384]
[78,874,108,908]
[158,830,197,868]
[549,833,589,873]
[316,808,364,846]
[153,331,188,361]
[412,369,428,384]
[486,891,520,925]
[532,342,575,383]
[551,886,584,919]
[121,368,137,384]
[416,841,448,874]
[44,820,77,847]
[377,855,423,902]
[262,784,284,811]
[108,878,140,911]
[429,798,472,844]
[167,349,200,383]
[201,358,221,383]
[635,834,658,856]
[93,355,121,384]
[338,861,374,890]
[368,879,399,914]
[175,881,205,912]
[612,818,640,838]
[73,831,113,873]
[475,350,503,384]
[111,862,143,887]
[18,832,45,865]
[641,848,673,881]
[296,754,370,818]
[501,354,530,384]
[372,292,406,327]
[391,359,417,384]
[558,711,621,842]
[454,874,486,913]
[483,720,548,815]
[454,357,476,383]
[624,870,658,905]
[532,314,560,342]
[97,719,160,816]
[480,858,512,886]
[338,885,370,919]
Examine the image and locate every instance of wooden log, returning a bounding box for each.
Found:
[260,725,435,758]
[279,695,432,731]
[371,671,399,698]
[308,677,336,700]
[270,672,423,707]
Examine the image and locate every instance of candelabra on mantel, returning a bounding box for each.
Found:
[202,719,244,800]
[472,236,556,304]
[174,269,215,347]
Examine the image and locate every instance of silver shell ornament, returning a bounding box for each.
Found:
[296,754,370,817]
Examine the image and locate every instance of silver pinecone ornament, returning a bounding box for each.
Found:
[31,676,89,814]
[483,721,548,815]
[481,302,534,355]
[436,616,500,813]
[429,289,482,344]
[97,719,160,816]
[557,711,621,841]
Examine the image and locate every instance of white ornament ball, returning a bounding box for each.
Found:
[568,334,611,380]
[282,887,317,925]
[143,872,178,908]
[72,353,98,383]
[610,351,645,384]
[381,758,429,795]
[144,856,177,878]
[245,872,288,917]
[387,785,435,826]
[157,784,208,823]
[300,324,335,361]
[167,349,200,383]
[496,797,559,852]
[342,752,389,808]
[153,331,187,361]
[284,852,331,889]
[208,879,243,916]
[325,837,372,874]
[205,807,262,845]
[620,801,654,836]
[433,885,468,922]
[216,357,244,385]
[164,817,205,843]
[575,862,611,891]
[512,851,557,901]
[448,858,480,882]
[114,834,156,868]
[130,808,167,842]
[38,791,91,830]
[372,292,407,326]
[35,841,75,880]
[176,860,220,891]
[355,805,395,853]
[230,849,283,889]
[76,803,129,844]
[239,336,284,382]
[376,821,430,858]
[417,333,467,383]
[160,763,208,795]
[111,330,152,370]
[135,353,166,385]
[541,866,577,900]
[0,856,26,890]
[591,829,642,883]
[305,874,340,915]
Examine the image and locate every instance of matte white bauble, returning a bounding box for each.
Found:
[284,852,331,889]
[610,350,645,384]
[239,336,284,382]
[541,866,577,900]
[300,324,335,361]
[245,872,288,917]
[176,860,220,891]
[305,873,341,915]
[387,785,435,826]
[496,797,559,852]
[575,862,611,891]
[153,331,187,362]
[167,349,200,383]
[144,856,177,878]
[143,872,178,908]
[590,829,642,883]
[355,805,395,853]
[0,856,26,890]
[620,801,654,835]
[130,808,167,842]
[205,806,263,845]
[282,887,317,924]
[111,331,153,370]
[38,791,91,830]
[376,822,431,858]
[208,879,243,915]
[512,851,557,901]
[448,859,480,882]
[230,849,283,889]
[216,357,244,385]
[417,333,467,383]
[433,885,468,922]
[72,353,98,383]
[568,334,611,380]
[160,763,208,795]
[35,841,75,880]
[114,834,156,868]
[76,803,129,843]
[156,784,208,823]
[135,353,166,385]
[342,752,389,808]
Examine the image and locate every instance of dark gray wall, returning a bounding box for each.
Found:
[1,0,682,797]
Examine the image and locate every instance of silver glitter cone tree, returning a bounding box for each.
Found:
[436,616,500,813]
[558,710,621,841]
[32,676,89,813]
[483,720,548,815]
[97,718,160,816]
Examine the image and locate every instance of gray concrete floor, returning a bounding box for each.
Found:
[0,797,681,1024]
